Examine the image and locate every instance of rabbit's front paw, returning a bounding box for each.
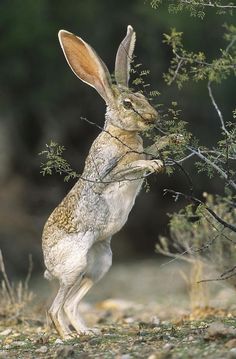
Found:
[148,159,164,173]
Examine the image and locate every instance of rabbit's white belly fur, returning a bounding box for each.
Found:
[101,179,143,238]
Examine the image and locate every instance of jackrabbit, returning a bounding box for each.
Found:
[42,25,164,338]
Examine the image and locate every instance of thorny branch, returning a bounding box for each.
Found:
[164,188,236,233]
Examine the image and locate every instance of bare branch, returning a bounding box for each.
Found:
[179,0,236,9]
[207,81,230,136]
[225,36,236,53]
[165,152,195,165]
[170,58,184,84]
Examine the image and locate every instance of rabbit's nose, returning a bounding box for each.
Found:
[145,110,158,123]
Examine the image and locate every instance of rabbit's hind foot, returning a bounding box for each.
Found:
[74,327,101,337]
[48,309,73,340]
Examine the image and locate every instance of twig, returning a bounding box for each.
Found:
[81,116,164,160]
[166,156,194,194]
[159,248,195,266]
[0,249,14,304]
[207,81,230,136]
[24,254,33,291]
[198,270,236,284]
[164,188,236,233]
[220,265,236,278]
[173,49,212,67]
[173,48,235,70]
[169,152,195,164]
[81,117,143,156]
[188,146,236,191]
[203,210,236,244]
[201,150,236,160]
[159,232,220,267]
[82,116,193,188]
[171,58,184,84]
[154,124,236,191]
[225,36,236,53]
[180,0,236,9]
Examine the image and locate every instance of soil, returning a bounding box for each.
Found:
[1,259,236,358]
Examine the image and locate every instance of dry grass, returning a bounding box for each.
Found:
[0,250,34,323]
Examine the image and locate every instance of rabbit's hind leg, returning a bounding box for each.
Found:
[48,283,73,339]
[47,232,96,338]
[86,238,112,283]
[63,277,94,335]
[63,239,112,336]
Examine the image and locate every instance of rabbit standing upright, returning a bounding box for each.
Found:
[42,25,164,338]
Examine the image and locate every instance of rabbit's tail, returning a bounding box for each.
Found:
[44,269,54,281]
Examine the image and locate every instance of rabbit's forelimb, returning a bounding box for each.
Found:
[111,159,164,181]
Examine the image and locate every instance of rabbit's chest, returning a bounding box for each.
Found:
[101,179,143,237]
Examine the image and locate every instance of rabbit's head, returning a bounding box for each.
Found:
[58,26,158,132]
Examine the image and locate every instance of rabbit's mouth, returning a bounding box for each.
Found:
[140,112,159,128]
[132,107,158,126]
[144,113,158,123]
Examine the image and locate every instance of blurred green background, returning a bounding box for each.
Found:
[0,0,234,276]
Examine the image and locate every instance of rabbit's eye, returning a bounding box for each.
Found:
[123,99,133,110]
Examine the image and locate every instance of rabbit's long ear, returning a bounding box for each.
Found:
[58,30,114,104]
[115,25,136,88]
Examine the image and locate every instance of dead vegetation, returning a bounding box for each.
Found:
[156,193,236,286]
[0,250,34,323]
